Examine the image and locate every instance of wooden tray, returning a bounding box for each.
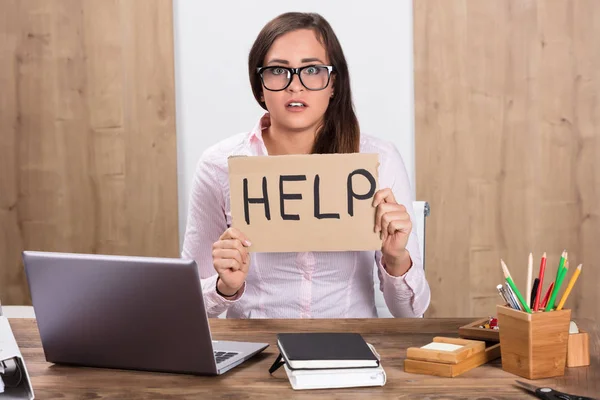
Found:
[406,337,485,364]
[405,342,501,378]
[459,318,500,342]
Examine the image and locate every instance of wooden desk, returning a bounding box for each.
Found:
[9,318,599,399]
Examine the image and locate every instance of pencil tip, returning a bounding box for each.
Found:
[500,260,510,278]
[543,252,547,257]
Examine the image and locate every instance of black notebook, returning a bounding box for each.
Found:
[274,332,379,370]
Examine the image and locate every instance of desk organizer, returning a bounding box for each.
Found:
[567,329,590,368]
[404,337,501,378]
[496,305,570,379]
[459,318,500,342]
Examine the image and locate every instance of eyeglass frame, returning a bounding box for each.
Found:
[256,65,335,92]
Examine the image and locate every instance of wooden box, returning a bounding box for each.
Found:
[404,337,501,378]
[567,330,590,367]
[459,318,500,342]
[496,305,571,379]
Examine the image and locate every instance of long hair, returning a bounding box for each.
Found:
[248,12,360,154]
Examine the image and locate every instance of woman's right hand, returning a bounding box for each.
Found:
[212,227,251,297]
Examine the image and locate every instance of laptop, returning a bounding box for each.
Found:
[22,251,268,375]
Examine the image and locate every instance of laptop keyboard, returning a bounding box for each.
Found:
[214,351,238,364]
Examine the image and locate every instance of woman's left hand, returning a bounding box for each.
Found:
[373,188,413,276]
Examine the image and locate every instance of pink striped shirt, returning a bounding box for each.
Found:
[182,114,430,318]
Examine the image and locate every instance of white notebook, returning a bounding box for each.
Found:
[283,363,386,390]
[0,316,35,399]
[282,343,386,390]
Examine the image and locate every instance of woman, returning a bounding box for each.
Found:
[182,12,430,318]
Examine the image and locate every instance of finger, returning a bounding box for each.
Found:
[213,239,249,263]
[387,219,412,237]
[372,188,397,207]
[212,249,244,266]
[381,211,410,241]
[214,258,242,272]
[374,203,407,233]
[374,203,395,233]
[239,257,250,274]
[372,188,393,207]
[216,269,243,293]
[219,227,252,247]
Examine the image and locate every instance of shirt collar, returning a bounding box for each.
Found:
[249,112,271,144]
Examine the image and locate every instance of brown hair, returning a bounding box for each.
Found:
[248,12,360,154]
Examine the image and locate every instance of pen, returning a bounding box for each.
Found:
[501,283,519,310]
[496,284,511,307]
[529,278,539,310]
[504,282,522,310]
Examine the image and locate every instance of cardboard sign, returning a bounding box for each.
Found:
[228,153,381,252]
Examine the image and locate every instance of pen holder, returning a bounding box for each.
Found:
[496,305,570,380]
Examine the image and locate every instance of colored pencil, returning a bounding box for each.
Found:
[559,259,570,282]
[556,264,582,311]
[551,259,569,309]
[501,260,532,313]
[546,251,567,311]
[557,253,569,284]
[500,265,521,310]
[541,282,554,309]
[533,252,547,311]
[526,252,533,304]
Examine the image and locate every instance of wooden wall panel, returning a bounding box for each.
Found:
[415,0,600,322]
[0,0,178,305]
[0,1,24,303]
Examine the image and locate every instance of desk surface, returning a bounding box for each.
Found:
[9,318,599,399]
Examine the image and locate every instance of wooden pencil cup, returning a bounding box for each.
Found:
[567,330,590,367]
[497,305,571,380]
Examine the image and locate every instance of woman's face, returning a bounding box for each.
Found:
[261,29,334,133]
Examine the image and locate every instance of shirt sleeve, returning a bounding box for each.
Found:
[181,154,245,317]
[375,145,431,317]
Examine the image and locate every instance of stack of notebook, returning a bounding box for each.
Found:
[269,332,386,390]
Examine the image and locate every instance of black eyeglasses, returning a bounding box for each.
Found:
[256,65,335,91]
